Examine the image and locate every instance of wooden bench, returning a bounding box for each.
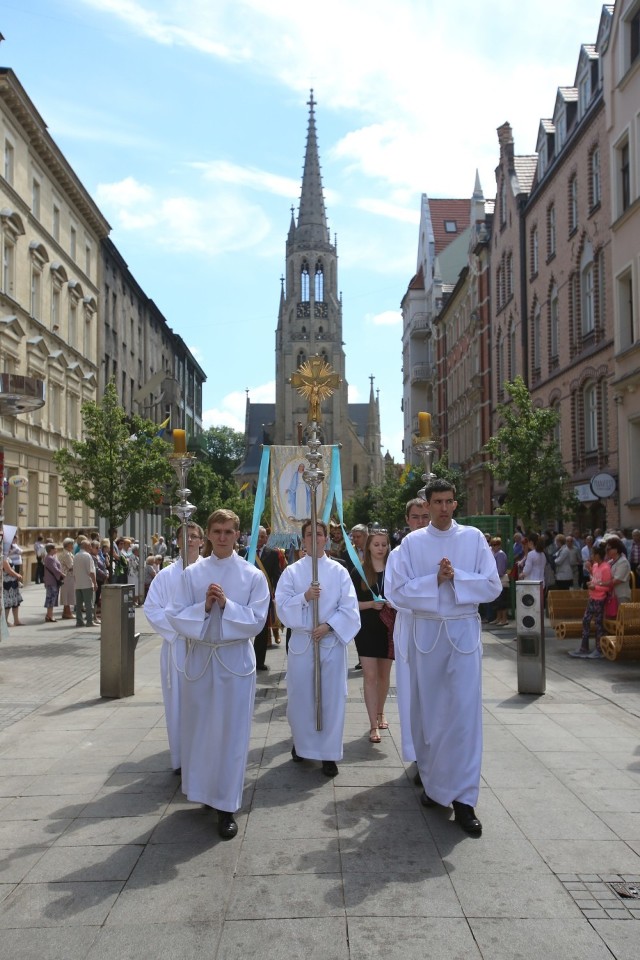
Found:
[547,590,588,639]
[600,603,640,661]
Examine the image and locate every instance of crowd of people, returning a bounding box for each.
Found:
[8,507,637,844]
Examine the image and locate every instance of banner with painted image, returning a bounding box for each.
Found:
[269,445,334,548]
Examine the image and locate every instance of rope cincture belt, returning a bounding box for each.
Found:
[412,611,482,655]
[288,628,338,656]
[176,635,255,681]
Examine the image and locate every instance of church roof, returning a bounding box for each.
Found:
[428,199,471,255]
[295,90,329,248]
[234,403,275,475]
[514,155,538,194]
[348,403,370,443]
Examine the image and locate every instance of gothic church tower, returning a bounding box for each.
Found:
[273,92,383,492]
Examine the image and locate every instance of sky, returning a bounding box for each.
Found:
[1,0,607,460]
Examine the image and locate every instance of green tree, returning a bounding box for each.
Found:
[185,425,254,529]
[484,376,578,531]
[195,426,245,481]
[54,382,174,564]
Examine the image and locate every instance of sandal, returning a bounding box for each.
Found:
[369,728,382,743]
[377,714,389,729]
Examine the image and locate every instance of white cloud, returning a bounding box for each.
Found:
[368,310,402,327]
[347,384,360,402]
[191,161,299,199]
[94,176,272,255]
[354,197,420,225]
[203,380,276,431]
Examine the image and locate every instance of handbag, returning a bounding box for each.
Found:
[379,603,396,660]
[604,592,619,618]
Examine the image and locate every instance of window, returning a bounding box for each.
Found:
[506,253,513,299]
[579,74,590,115]
[630,8,640,66]
[2,239,15,296]
[31,266,42,318]
[53,204,60,242]
[500,176,507,227]
[314,260,324,300]
[85,240,92,275]
[300,261,309,301]
[532,303,541,374]
[547,203,556,258]
[584,382,598,452]
[497,332,504,401]
[582,262,595,336]
[531,226,539,276]
[444,220,457,233]
[508,322,516,380]
[4,139,14,184]
[32,178,41,219]
[70,224,77,260]
[617,269,635,350]
[615,136,631,216]
[69,298,77,347]
[51,286,60,330]
[590,148,601,208]
[550,285,559,361]
[568,175,578,234]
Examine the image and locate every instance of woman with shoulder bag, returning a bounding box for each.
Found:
[604,536,631,619]
[43,543,64,622]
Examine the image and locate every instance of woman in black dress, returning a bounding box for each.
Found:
[351,531,394,743]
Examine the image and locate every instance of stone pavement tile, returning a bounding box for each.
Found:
[225,872,344,919]
[336,801,427,840]
[628,839,640,856]
[0,845,48,882]
[508,722,588,753]
[245,796,337,841]
[105,874,239,925]
[343,870,462,918]
[54,815,161,847]
[0,774,37,796]
[535,751,619,771]
[127,838,239,885]
[0,817,73,847]
[489,787,618,841]
[348,917,480,959]
[114,746,173,771]
[95,706,164,729]
[251,756,329,791]
[431,822,548,876]
[236,836,341,876]
[0,757,55,776]
[20,773,108,797]
[99,770,180,800]
[76,790,172,819]
[534,839,640,874]
[0,880,124,927]
[217,917,348,960]
[335,784,417,813]
[0,732,87,759]
[84,921,223,960]
[581,788,640,813]
[476,756,559,790]
[0,926,99,960]
[0,882,18,904]
[449,870,581,918]
[334,765,412,789]
[1,793,96,821]
[24,843,143,882]
[339,833,442,876]
[469,917,618,960]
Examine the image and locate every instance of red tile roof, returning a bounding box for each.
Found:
[428,199,471,255]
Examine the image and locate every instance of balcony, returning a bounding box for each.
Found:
[410,362,433,384]
[410,313,431,337]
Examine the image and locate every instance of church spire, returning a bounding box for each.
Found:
[296,89,329,247]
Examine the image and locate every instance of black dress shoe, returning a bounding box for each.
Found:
[217,811,238,840]
[452,801,482,835]
[173,767,181,776]
[413,768,422,787]
[420,790,436,807]
[354,662,362,670]
[322,760,338,777]
[291,745,305,762]
[256,664,269,672]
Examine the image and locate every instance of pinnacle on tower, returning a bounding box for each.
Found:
[296,89,330,248]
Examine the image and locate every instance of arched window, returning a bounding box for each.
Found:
[314,260,324,300]
[580,260,595,337]
[497,331,504,401]
[532,302,541,375]
[584,381,598,451]
[549,284,559,362]
[300,261,309,301]
[296,349,306,368]
[508,321,516,381]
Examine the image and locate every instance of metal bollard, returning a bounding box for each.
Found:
[515,580,546,695]
[100,584,139,698]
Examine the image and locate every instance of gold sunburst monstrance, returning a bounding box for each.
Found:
[289,355,341,423]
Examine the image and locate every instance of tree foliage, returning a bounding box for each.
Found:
[53,381,175,533]
[186,425,255,530]
[483,376,578,531]
[342,452,466,533]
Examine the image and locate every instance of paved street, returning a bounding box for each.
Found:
[0,584,639,959]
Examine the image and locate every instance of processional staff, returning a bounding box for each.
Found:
[168,429,198,570]
[290,356,341,731]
